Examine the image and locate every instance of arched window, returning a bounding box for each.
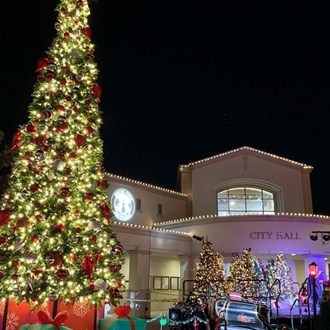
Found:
[217,187,275,215]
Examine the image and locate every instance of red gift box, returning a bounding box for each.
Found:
[19,309,72,329]
[0,299,53,330]
[56,300,104,330]
[0,299,104,330]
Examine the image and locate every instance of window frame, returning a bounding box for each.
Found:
[136,198,142,212]
[157,203,163,216]
[217,186,275,215]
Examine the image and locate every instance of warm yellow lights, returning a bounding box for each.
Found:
[111,220,190,236]
[179,146,313,171]
[106,173,187,197]
[0,0,126,309]
[153,212,330,228]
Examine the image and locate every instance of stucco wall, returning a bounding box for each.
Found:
[190,153,309,215]
[107,176,187,227]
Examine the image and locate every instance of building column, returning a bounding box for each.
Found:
[127,249,151,318]
[179,254,199,299]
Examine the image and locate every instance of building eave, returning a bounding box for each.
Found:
[179,146,314,173]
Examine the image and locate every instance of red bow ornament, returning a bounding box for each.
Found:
[37,310,68,330]
[100,203,110,224]
[74,134,86,148]
[81,254,96,279]
[36,57,52,72]
[82,26,92,40]
[114,305,131,318]
[0,210,11,227]
[11,131,23,150]
[92,83,102,101]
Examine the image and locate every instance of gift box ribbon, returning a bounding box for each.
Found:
[103,316,136,330]
[28,310,69,330]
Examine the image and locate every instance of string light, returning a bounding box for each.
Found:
[106,173,187,197]
[180,146,313,171]
[154,212,330,227]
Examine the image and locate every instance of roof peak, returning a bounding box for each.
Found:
[180,146,313,170]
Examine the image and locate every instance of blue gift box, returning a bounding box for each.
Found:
[99,316,147,330]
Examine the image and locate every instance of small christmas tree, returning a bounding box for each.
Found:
[229,248,267,302]
[0,0,125,309]
[266,252,294,300]
[265,258,280,299]
[192,237,226,303]
[226,253,241,292]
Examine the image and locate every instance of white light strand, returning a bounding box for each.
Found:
[180,146,313,170]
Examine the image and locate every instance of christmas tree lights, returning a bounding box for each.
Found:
[229,248,267,303]
[266,253,294,300]
[192,238,226,302]
[0,0,125,308]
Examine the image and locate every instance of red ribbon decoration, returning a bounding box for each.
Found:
[37,310,68,330]
[36,57,51,72]
[92,83,102,101]
[100,203,110,224]
[114,305,131,318]
[11,131,23,150]
[82,27,92,40]
[0,210,11,227]
[81,254,96,279]
[74,134,86,148]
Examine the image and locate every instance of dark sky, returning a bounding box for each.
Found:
[1,1,330,214]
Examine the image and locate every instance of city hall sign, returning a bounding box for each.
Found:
[250,232,302,240]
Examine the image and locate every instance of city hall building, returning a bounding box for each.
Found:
[106,146,330,316]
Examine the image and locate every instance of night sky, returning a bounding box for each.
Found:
[1,1,330,214]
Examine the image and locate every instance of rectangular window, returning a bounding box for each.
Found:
[217,187,275,215]
[153,276,169,290]
[157,204,162,216]
[136,198,141,211]
[170,277,180,290]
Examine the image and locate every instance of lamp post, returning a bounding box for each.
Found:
[309,261,319,330]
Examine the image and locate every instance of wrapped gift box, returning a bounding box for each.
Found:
[0,299,103,330]
[0,299,53,330]
[19,309,72,330]
[19,325,72,330]
[99,316,147,330]
[57,300,104,330]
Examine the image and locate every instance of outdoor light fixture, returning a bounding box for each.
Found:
[323,233,330,241]
[309,261,319,329]
[193,235,203,241]
[309,261,318,277]
[310,233,318,241]
[310,231,330,244]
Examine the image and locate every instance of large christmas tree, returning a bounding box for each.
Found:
[0,0,125,309]
[192,238,226,303]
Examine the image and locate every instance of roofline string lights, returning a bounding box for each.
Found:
[179,146,313,171]
[111,220,191,237]
[106,172,187,197]
[154,213,330,227]
[310,231,330,245]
